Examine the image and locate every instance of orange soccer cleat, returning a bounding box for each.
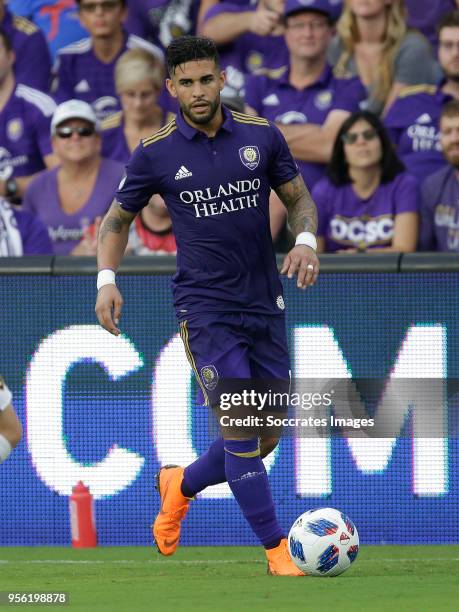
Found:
[152,465,191,556]
[266,539,305,576]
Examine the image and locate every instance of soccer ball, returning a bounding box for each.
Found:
[288,507,359,576]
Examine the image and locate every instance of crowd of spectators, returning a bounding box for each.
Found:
[1,0,459,256]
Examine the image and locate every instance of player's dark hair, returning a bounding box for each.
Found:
[438,10,459,34]
[166,36,220,76]
[0,28,13,52]
[441,99,459,121]
[326,110,405,186]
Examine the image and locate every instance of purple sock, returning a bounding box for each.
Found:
[181,437,226,497]
[224,439,284,549]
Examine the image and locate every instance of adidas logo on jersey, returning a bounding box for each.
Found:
[175,165,193,180]
[75,79,90,93]
[416,113,432,124]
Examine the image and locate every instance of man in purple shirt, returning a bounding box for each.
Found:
[384,11,459,182]
[52,0,163,120]
[0,0,51,92]
[420,100,459,251]
[0,29,56,202]
[245,0,365,190]
[95,36,319,575]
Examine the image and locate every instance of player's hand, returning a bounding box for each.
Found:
[280,245,319,289]
[95,284,123,336]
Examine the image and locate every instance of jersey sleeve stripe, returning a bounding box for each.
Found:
[230,110,268,122]
[232,116,270,126]
[142,121,177,146]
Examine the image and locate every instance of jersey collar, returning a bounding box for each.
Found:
[176,104,234,140]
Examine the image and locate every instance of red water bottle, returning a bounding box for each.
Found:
[69,481,97,548]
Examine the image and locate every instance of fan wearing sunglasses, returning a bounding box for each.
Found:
[22,99,125,255]
[312,110,419,253]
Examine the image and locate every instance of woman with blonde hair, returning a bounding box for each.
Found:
[101,47,171,163]
[328,0,442,115]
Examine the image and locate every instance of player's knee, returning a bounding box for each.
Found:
[260,436,279,458]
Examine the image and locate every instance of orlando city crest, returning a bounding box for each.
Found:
[200,365,219,390]
[239,146,260,170]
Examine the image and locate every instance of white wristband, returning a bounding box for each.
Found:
[295,231,317,251]
[0,381,12,412]
[97,269,116,291]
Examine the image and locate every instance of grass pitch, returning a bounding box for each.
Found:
[0,546,458,611]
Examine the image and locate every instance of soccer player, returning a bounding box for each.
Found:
[0,375,22,464]
[95,36,319,576]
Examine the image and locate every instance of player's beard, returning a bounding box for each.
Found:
[181,96,220,125]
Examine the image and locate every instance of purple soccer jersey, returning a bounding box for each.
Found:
[313,172,420,252]
[52,32,164,120]
[116,107,298,318]
[1,8,52,92]
[22,158,125,254]
[384,84,450,182]
[203,3,289,96]
[0,84,55,179]
[245,65,366,189]
[420,165,459,251]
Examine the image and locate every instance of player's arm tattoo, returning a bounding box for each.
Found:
[274,174,318,237]
[98,200,136,244]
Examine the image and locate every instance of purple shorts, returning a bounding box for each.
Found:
[179,312,290,406]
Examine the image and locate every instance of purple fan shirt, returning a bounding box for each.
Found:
[313,172,419,252]
[13,208,54,254]
[22,158,125,254]
[420,165,459,252]
[384,83,450,182]
[52,31,164,120]
[116,106,298,319]
[1,7,51,92]
[203,3,289,96]
[0,84,55,179]
[245,65,366,189]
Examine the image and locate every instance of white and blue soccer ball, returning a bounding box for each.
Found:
[288,507,359,577]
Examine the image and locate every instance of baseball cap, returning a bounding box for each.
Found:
[284,0,342,22]
[51,99,100,135]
